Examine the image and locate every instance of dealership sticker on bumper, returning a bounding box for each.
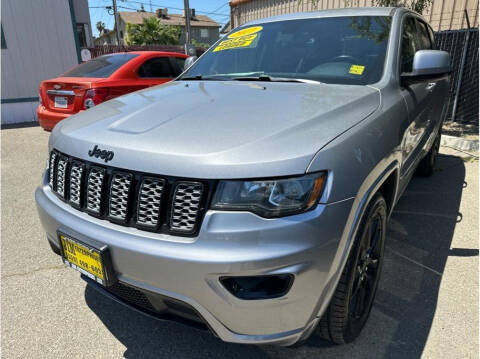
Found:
[59,234,106,285]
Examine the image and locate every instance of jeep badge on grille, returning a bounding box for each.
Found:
[88,145,114,163]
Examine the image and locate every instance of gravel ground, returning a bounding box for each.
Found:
[1,125,478,359]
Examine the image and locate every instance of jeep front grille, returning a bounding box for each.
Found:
[69,162,84,206]
[170,183,204,232]
[137,177,165,227]
[108,172,132,221]
[47,149,209,235]
[86,167,105,214]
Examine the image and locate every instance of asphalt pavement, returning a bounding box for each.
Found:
[1,125,478,358]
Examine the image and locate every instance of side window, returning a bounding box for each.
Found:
[174,57,186,74]
[400,17,418,73]
[416,20,433,50]
[427,25,436,49]
[138,57,175,78]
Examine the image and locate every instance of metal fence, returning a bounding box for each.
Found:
[89,45,206,58]
[436,28,479,124]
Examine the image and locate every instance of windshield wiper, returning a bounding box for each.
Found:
[231,75,320,84]
[179,75,230,81]
[179,75,203,80]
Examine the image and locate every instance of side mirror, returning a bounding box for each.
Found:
[184,56,198,71]
[401,50,451,85]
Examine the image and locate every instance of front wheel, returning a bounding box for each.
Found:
[318,193,387,344]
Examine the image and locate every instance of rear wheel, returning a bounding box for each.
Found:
[318,193,387,344]
[416,130,441,177]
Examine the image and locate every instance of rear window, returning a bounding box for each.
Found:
[63,54,138,78]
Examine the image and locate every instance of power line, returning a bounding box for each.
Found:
[90,1,229,26]
[125,0,230,16]
[204,2,229,15]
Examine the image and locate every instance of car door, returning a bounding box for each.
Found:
[398,16,436,178]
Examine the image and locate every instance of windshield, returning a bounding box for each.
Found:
[180,16,391,85]
[62,53,138,78]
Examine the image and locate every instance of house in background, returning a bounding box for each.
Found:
[94,9,220,46]
[230,0,479,31]
[1,0,93,125]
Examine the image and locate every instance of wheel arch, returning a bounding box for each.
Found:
[314,160,400,320]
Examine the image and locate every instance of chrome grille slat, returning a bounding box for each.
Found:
[109,172,133,221]
[137,177,165,227]
[55,156,68,198]
[48,151,58,189]
[86,167,105,214]
[170,182,204,232]
[69,162,84,206]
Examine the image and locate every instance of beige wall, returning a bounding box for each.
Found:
[231,0,479,31]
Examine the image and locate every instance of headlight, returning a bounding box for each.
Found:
[211,172,326,218]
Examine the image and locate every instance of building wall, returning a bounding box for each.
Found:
[231,0,479,31]
[1,0,80,124]
[181,27,220,45]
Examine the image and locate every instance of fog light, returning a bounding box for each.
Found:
[220,274,294,300]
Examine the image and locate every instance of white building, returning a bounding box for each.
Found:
[1,0,93,125]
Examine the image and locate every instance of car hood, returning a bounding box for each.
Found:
[51,80,380,179]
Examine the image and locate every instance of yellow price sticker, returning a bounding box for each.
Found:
[227,26,263,38]
[349,65,365,75]
[213,34,258,52]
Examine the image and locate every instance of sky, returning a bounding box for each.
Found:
[88,0,230,37]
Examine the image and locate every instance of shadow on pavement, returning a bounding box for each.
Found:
[85,153,468,359]
[1,121,40,130]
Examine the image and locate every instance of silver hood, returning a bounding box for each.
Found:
[50,80,380,179]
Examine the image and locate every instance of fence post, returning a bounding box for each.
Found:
[450,10,471,122]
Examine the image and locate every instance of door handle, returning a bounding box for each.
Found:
[425,82,437,91]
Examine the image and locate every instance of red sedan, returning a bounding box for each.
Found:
[37,51,188,131]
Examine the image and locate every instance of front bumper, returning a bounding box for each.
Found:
[36,178,353,346]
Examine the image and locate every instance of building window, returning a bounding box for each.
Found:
[76,23,87,47]
[200,28,209,38]
[1,24,6,49]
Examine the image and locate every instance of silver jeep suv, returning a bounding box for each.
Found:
[36,7,450,346]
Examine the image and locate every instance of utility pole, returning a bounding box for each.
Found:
[112,0,121,45]
[183,0,195,56]
[184,0,192,46]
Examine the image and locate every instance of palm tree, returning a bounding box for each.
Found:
[125,17,181,45]
[96,21,106,35]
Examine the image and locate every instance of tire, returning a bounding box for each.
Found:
[318,193,387,344]
[416,130,441,177]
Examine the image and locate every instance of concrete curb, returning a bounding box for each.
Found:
[441,134,479,153]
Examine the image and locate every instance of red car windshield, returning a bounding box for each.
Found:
[63,53,139,78]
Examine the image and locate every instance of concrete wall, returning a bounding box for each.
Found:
[1,0,80,124]
[231,0,479,31]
